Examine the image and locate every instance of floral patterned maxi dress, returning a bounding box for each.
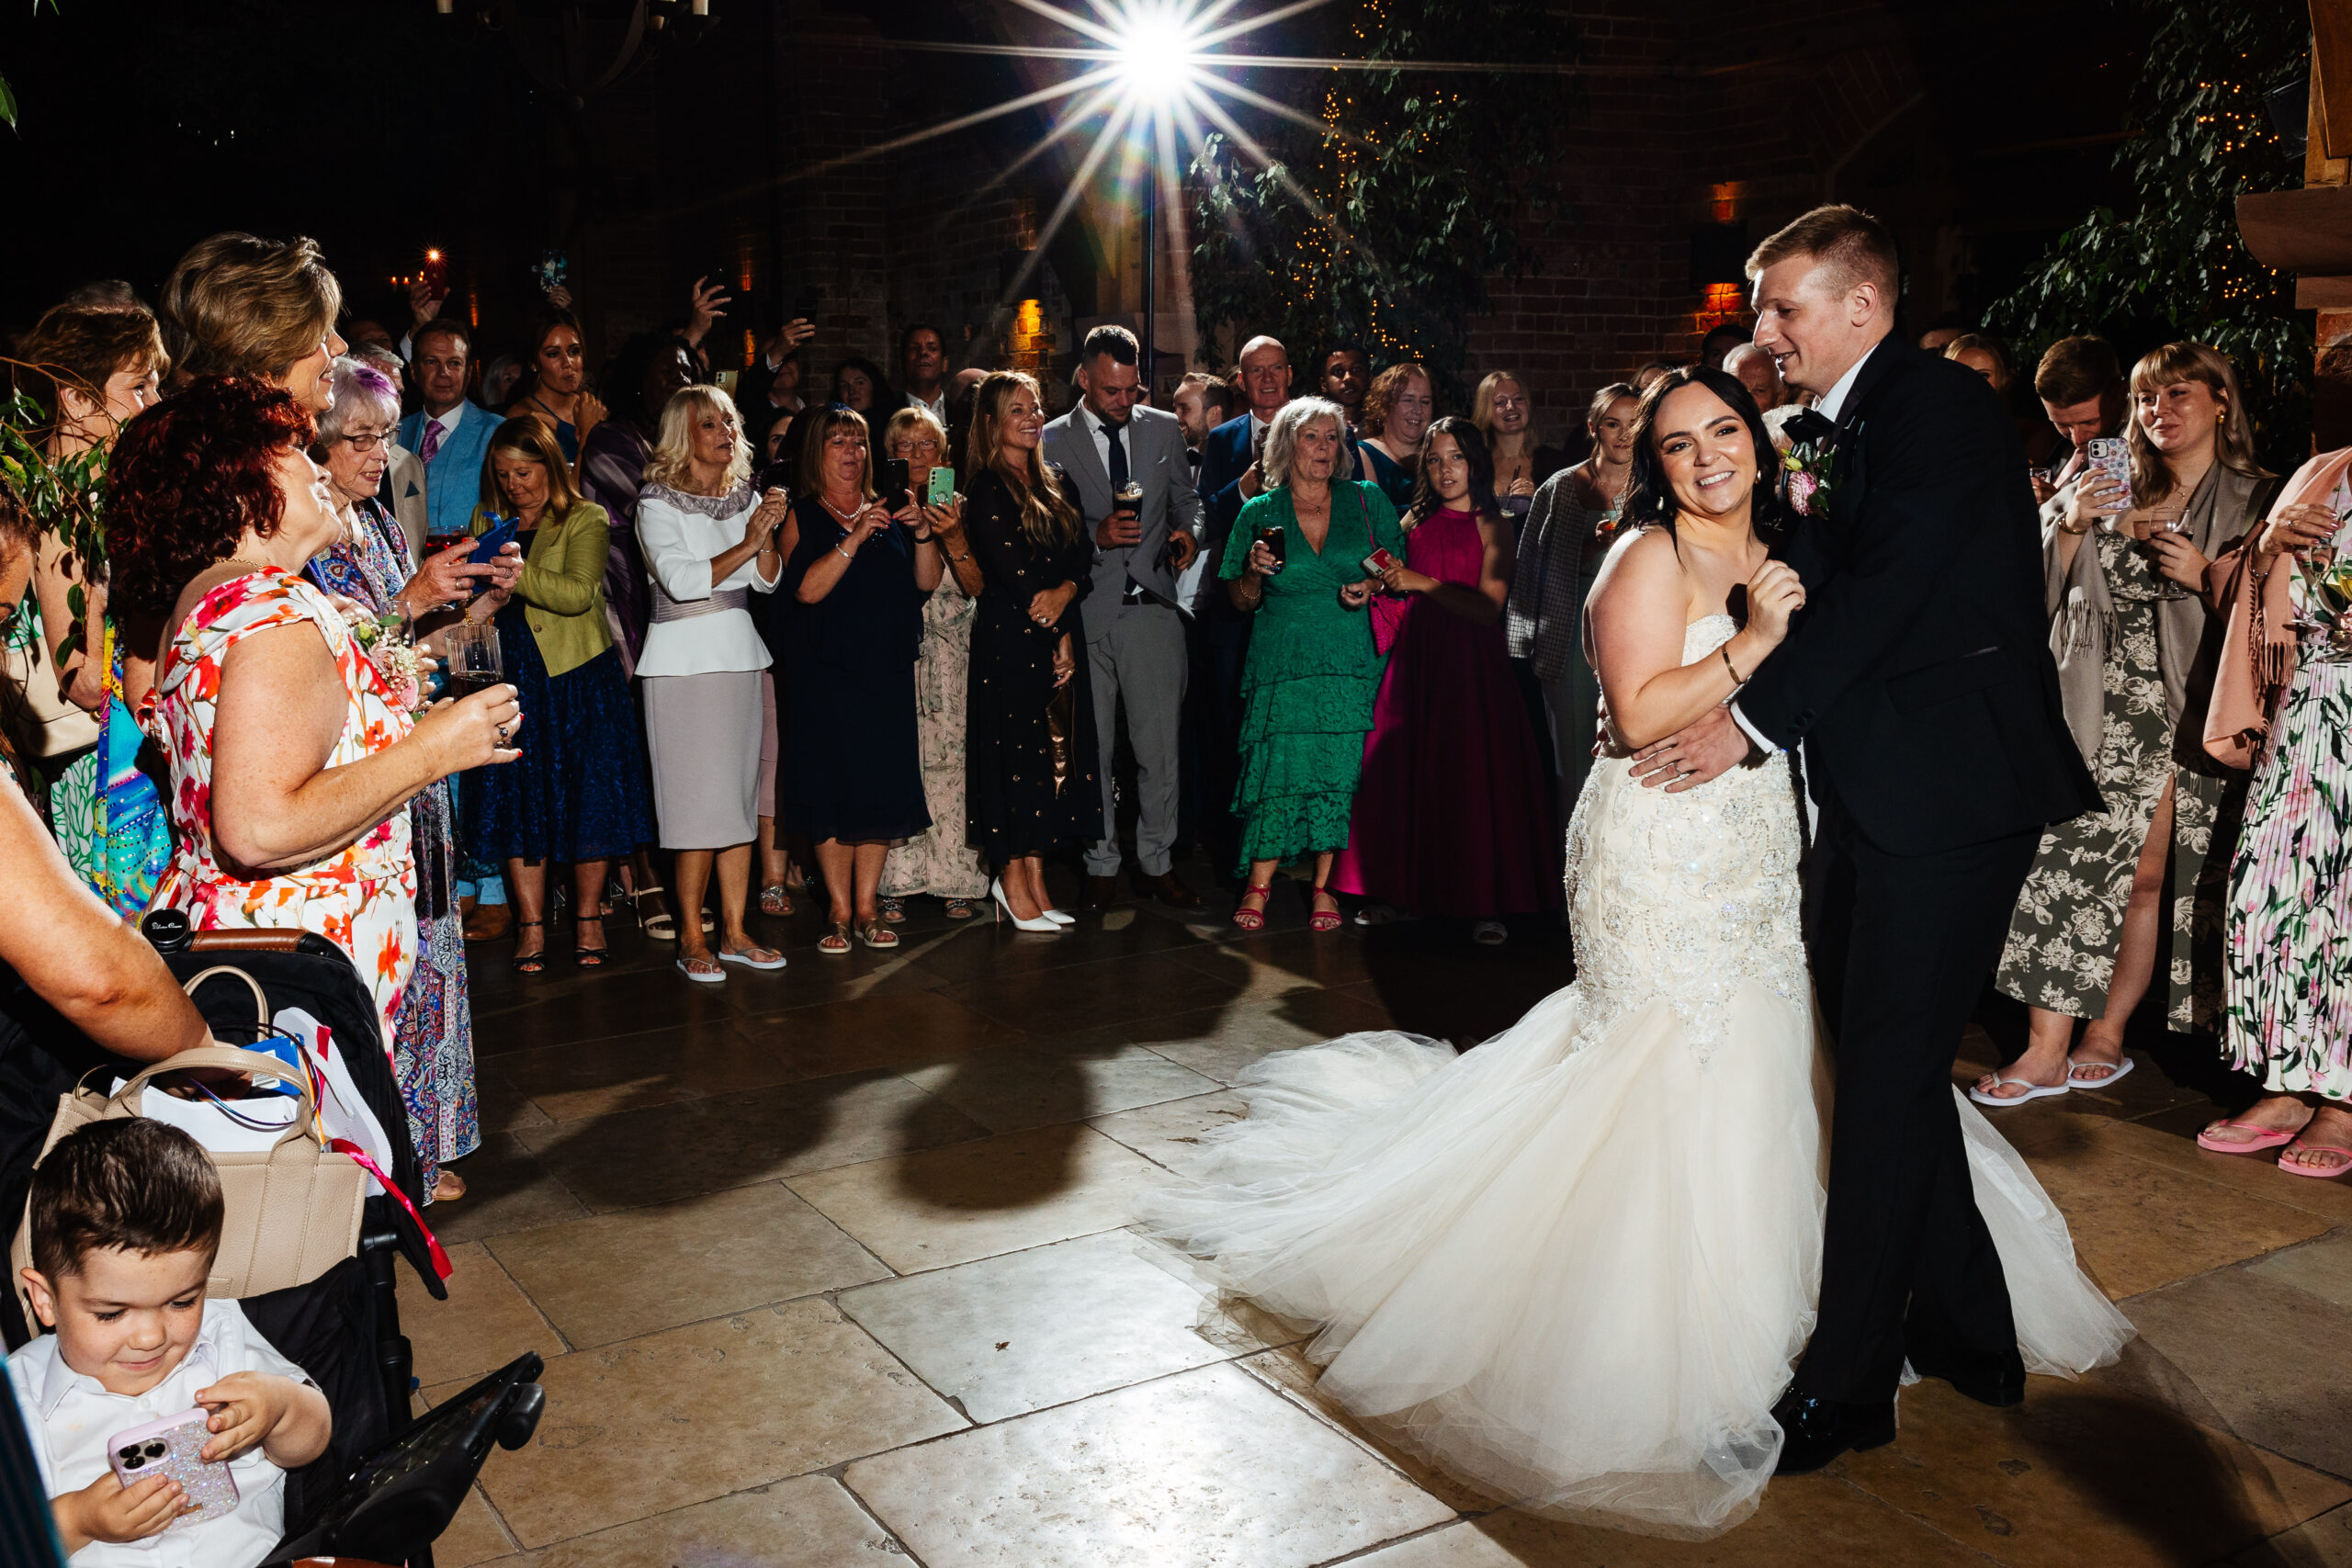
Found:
[1996,529,2227,1030]
[150,569,419,1041]
[2224,473,2352,1099]
[880,572,991,900]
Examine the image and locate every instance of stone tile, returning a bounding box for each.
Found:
[473,1070,556,1134]
[1165,929,1380,993]
[735,987,1028,1081]
[492,1023,782,1122]
[941,952,1251,1036]
[1127,991,1400,1086]
[899,1042,1222,1133]
[841,1361,1454,1567]
[2235,1501,2352,1567]
[398,1240,567,1389]
[1336,1524,1523,1567]
[837,1230,1266,1423]
[2084,1117,2352,1228]
[430,1133,591,1247]
[2024,1136,2332,1298]
[2250,1230,2352,1306]
[434,1483,520,1566]
[1237,1345,1492,1516]
[2118,1266,2352,1480]
[1090,1090,1252,1174]
[906,903,1209,985]
[488,1182,889,1348]
[511,1474,906,1566]
[514,1069,992,1213]
[469,1298,964,1547]
[788,1123,1167,1273]
[1836,1376,2352,1567]
[472,982,741,1055]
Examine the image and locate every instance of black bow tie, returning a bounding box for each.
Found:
[1781,408,1838,450]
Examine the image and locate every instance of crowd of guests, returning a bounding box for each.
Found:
[0,221,2348,1261]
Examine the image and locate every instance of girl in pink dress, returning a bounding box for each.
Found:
[1332,418,1561,942]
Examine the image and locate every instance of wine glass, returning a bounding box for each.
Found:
[442,622,503,702]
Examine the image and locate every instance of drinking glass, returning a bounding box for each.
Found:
[442,622,503,702]
[2147,505,2190,601]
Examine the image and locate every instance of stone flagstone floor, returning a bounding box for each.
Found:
[400,860,2352,1567]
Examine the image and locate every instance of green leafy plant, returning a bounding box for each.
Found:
[1986,0,2312,454]
[1186,0,1578,403]
[0,375,110,667]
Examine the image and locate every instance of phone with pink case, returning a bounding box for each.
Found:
[107,1408,239,1529]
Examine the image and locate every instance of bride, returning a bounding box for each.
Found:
[1140,367,2132,1539]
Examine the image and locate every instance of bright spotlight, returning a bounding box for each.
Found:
[1114,12,1200,104]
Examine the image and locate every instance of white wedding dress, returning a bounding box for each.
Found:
[1140,616,2133,1539]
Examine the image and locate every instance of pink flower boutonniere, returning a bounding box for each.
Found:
[1783,445,1834,521]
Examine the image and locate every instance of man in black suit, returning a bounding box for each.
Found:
[1633,205,2099,1471]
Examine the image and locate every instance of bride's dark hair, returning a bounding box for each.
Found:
[1619,364,1788,538]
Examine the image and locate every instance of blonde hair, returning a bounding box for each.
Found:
[643,384,753,491]
[159,232,343,381]
[967,371,1079,549]
[1261,399,1355,490]
[880,405,949,465]
[480,416,585,523]
[1744,203,1899,300]
[1470,371,1526,440]
[2125,341,2270,509]
[1941,333,2012,394]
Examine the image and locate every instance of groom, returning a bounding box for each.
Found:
[1635,205,2098,1471]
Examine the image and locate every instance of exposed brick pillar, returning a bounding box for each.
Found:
[776,6,893,378]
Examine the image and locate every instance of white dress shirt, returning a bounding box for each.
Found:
[9,1298,311,1568]
[634,484,782,679]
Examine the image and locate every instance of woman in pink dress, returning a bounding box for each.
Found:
[107,377,523,1042]
[1332,416,1561,942]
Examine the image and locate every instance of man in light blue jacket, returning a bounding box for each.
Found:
[399,317,503,546]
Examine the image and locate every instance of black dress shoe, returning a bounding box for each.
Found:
[1770,1391,1896,1474]
[1136,869,1204,909]
[1904,1324,2026,1408]
[1080,874,1118,912]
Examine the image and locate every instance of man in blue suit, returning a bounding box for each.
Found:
[399,317,504,548]
[1188,334,1293,882]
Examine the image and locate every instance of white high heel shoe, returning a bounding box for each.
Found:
[1041,906,1075,925]
[992,877,1063,933]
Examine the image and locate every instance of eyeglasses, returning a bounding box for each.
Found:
[336,430,398,453]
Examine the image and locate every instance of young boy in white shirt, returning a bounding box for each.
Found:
[8,1118,331,1565]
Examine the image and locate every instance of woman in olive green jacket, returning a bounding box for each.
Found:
[467,417,654,971]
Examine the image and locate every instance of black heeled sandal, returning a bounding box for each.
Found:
[574,914,609,969]
[510,919,548,974]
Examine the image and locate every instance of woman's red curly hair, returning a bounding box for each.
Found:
[107,376,314,619]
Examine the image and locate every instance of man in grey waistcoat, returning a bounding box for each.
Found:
[1042,325,1207,910]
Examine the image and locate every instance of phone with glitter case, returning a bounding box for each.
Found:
[107,1408,240,1529]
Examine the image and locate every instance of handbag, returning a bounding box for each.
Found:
[9,966,368,1323]
[1,609,102,759]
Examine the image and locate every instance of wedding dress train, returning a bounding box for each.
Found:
[1140,616,2132,1539]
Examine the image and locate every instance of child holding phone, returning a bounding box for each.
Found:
[9,1120,331,1565]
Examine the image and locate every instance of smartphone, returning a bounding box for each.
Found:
[532,251,569,293]
[2085,436,2130,518]
[788,286,822,325]
[880,457,912,513]
[470,516,519,566]
[422,249,448,298]
[926,466,956,506]
[1363,547,1400,576]
[107,1409,240,1531]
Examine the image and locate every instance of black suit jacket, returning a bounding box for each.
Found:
[1193,412,1261,622]
[1737,343,2099,856]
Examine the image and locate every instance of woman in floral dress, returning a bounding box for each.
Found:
[106,377,522,1043]
[1983,344,2276,1103]
[2199,448,2352,1174]
[877,407,989,920]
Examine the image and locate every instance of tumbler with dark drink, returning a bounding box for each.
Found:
[1257,525,1286,572]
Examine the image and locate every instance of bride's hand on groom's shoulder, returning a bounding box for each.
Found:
[1631,706,1753,793]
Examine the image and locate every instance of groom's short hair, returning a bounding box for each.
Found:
[1746,205,1899,302]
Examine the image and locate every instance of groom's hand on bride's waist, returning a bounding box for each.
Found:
[1631,706,1756,792]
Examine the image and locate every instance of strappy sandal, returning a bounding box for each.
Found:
[633,885,678,942]
[1233,883,1272,931]
[877,896,907,924]
[1306,883,1341,933]
[509,919,548,974]
[858,920,900,950]
[944,897,978,920]
[574,915,610,969]
[819,922,853,955]
[759,883,793,918]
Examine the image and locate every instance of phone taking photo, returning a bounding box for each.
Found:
[926,466,956,506]
[880,458,912,513]
[2085,436,2130,518]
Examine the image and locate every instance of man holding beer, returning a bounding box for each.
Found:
[1042,325,1208,911]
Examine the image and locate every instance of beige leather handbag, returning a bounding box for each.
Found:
[9,967,368,1325]
[2,615,102,758]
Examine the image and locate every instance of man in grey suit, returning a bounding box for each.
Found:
[1042,325,1208,911]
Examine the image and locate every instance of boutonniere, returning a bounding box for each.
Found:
[1777,408,1840,521]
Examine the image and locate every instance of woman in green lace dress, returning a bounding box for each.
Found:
[1983,343,2277,1103]
[1222,398,1403,931]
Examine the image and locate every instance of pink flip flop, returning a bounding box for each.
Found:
[2197,1119,2301,1155]
[2277,1139,2352,1179]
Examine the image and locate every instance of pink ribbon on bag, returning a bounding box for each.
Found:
[330,1137,454,1281]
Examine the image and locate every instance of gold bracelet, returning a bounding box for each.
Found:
[1721,643,1746,684]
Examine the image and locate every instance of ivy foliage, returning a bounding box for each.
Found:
[1185,0,1578,402]
[1986,0,2312,454]
[0,383,108,666]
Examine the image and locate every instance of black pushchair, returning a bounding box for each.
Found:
[140,915,532,1566]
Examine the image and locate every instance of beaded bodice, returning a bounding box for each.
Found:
[1562,615,1810,1062]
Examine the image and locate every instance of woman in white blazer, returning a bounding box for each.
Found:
[636,386,791,982]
